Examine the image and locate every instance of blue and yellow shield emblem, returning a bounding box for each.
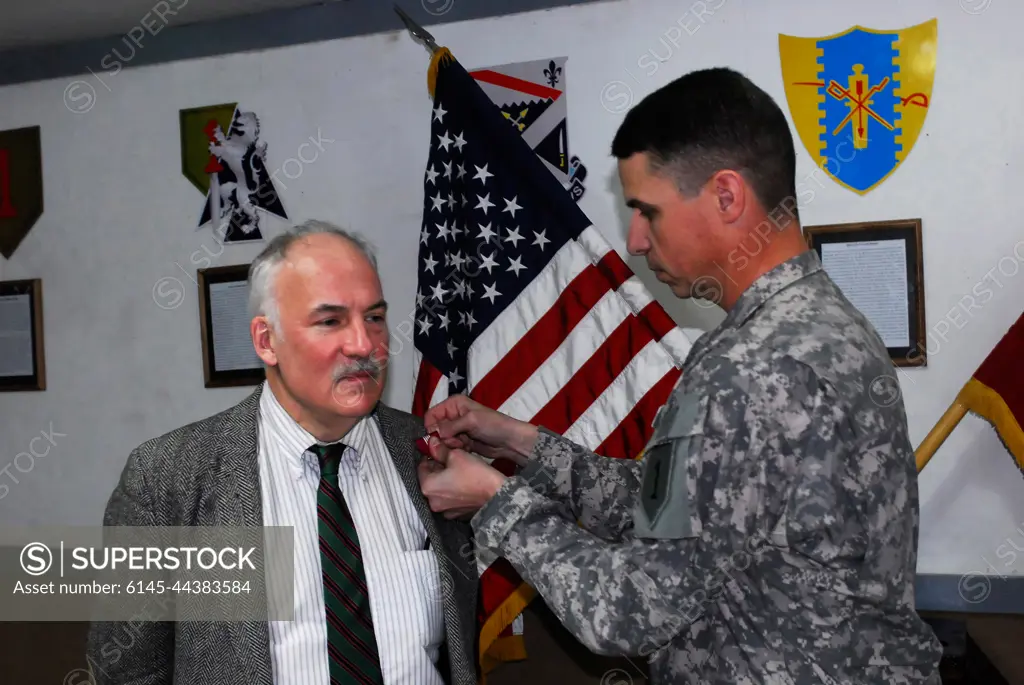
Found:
[779,18,937,194]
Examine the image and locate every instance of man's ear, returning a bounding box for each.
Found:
[251,317,278,366]
[709,170,746,225]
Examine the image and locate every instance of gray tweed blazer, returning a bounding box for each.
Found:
[85,385,480,685]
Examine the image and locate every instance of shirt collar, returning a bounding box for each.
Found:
[258,381,373,480]
[723,248,823,329]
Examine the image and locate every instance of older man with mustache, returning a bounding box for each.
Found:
[87,221,480,685]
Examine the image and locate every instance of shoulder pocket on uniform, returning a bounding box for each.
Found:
[632,393,706,540]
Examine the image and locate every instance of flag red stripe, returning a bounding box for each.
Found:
[478,558,526,615]
[468,69,563,101]
[972,312,1024,422]
[412,358,443,416]
[591,248,635,288]
[529,301,677,446]
[597,366,683,459]
[470,251,632,410]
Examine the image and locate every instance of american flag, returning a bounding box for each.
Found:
[410,50,693,669]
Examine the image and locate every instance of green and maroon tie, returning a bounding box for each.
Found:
[310,442,384,685]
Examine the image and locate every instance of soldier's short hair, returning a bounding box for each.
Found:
[611,67,798,219]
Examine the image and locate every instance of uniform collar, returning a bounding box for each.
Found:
[683,249,823,369]
[258,380,374,480]
[723,248,823,329]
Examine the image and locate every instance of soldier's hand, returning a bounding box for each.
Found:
[423,394,538,464]
[418,436,506,519]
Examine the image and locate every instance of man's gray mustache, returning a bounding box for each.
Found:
[332,358,385,382]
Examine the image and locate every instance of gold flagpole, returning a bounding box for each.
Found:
[915,396,968,472]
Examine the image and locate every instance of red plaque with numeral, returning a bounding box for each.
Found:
[0,126,43,259]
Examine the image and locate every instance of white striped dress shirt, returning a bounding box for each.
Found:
[257,382,446,685]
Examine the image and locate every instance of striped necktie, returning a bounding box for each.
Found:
[309,442,384,685]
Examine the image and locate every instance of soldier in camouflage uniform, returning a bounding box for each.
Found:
[417,67,943,684]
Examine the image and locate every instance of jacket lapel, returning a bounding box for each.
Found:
[374,404,447,554]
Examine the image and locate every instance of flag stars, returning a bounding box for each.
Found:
[449,368,464,387]
[447,192,456,211]
[417,316,433,335]
[452,251,466,270]
[473,164,493,184]
[420,227,431,245]
[431,192,445,212]
[435,220,450,242]
[477,222,497,242]
[442,160,452,179]
[415,288,425,307]
[423,253,438,274]
[507,256,527,277]
[503,196,522,218]
[425,165,439,185]
[446,341,458,358]
[532,230,550,250]
[479,252,498,274]
[438,311,450,330]
[437,130,453,151]
[433,104,447,122]
[482,283,501,304]
[430,282,449,302]
[456,162,467,180]
[475,193,495,214]
[504,226,524,248]
[453,132,467,152]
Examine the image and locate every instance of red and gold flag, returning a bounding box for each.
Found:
[958,312,1024,469]
[917,311,1024,474]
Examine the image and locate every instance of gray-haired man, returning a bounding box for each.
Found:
[88,221,479,685]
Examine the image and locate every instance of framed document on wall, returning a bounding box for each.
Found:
[804,218,926,367]
[0,278,45,391]
[197,264,265,388]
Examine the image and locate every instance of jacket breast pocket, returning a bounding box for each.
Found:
[632,393,706,540]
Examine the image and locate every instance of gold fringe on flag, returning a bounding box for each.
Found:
[478,582,535,675]
[427,46,455,98]
[959,378,1024,470]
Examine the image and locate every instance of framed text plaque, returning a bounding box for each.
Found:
[0,278,45,391]
[804,218,926,367]
[197,264,265,388]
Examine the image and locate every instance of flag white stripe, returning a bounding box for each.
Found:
[412,347,422,397]
[468,225,610,387]
[562,338,682,451]
[493,286,631,421]
[429,373,449,409]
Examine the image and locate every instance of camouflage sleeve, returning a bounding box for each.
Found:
[472,354,842,658]
[471,475,696,656]
[517,427,643,541]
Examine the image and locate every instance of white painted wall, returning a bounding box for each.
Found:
[0,0,1021,579]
